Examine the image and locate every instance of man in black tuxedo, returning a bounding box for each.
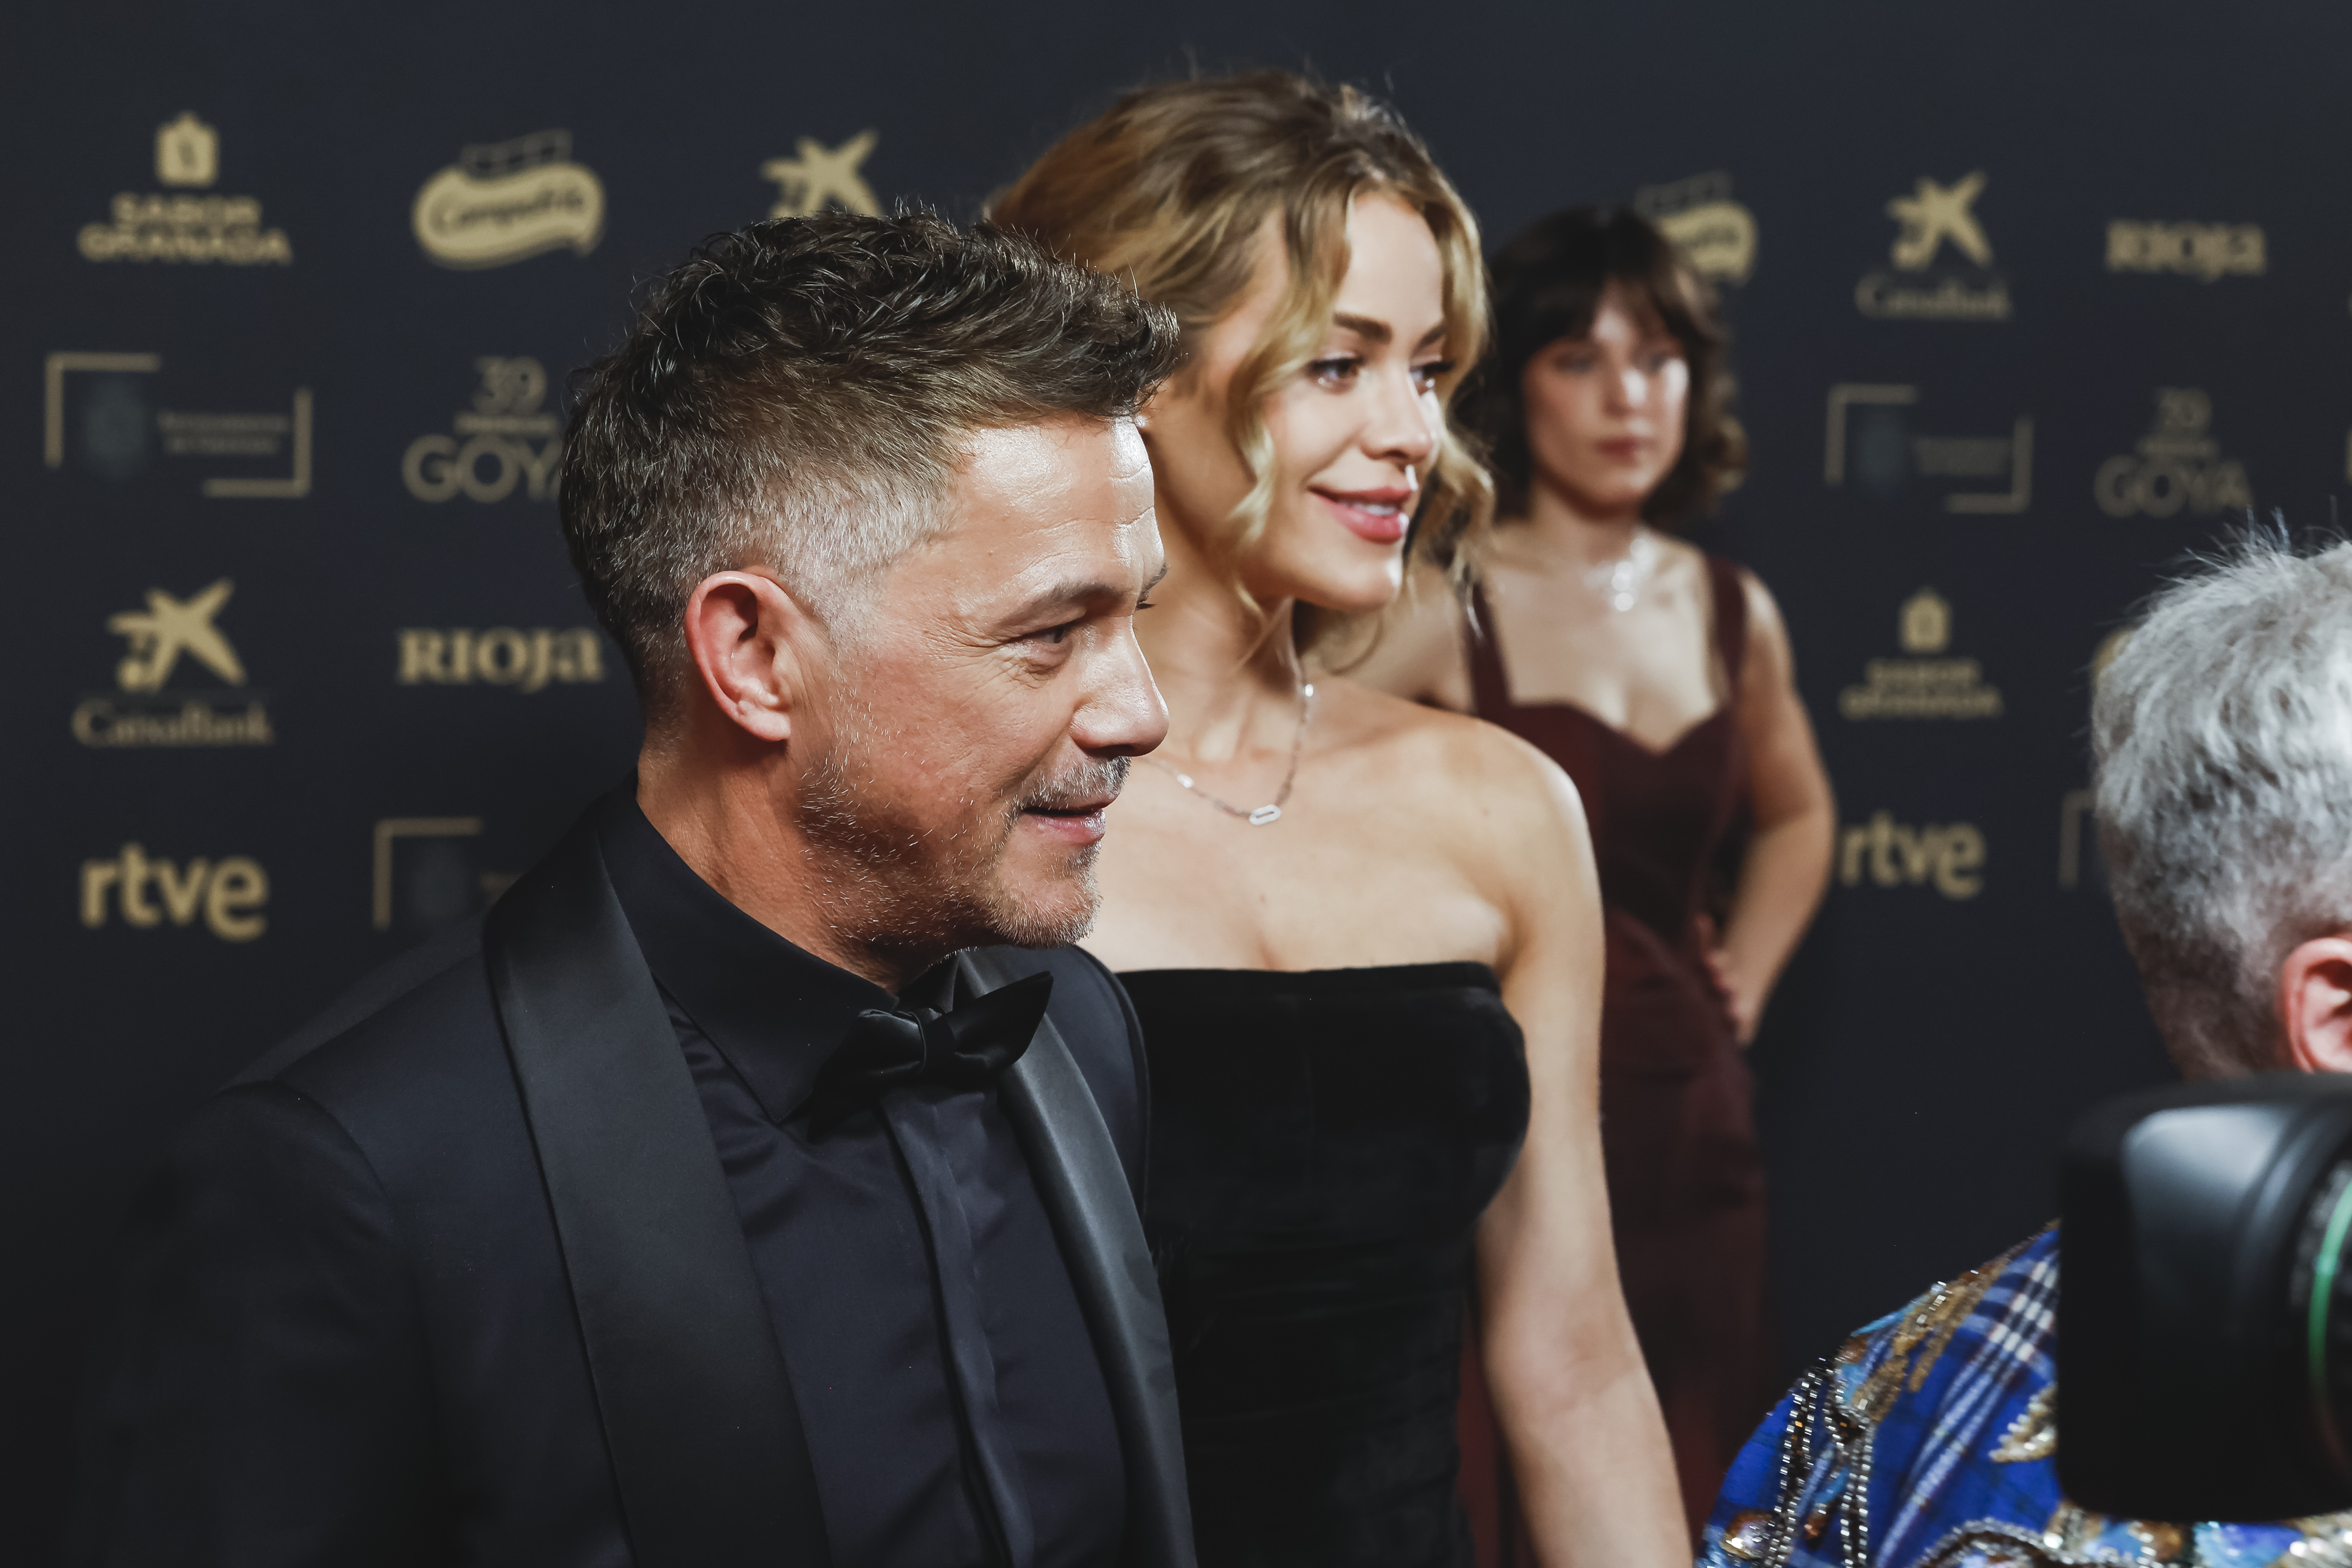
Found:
[71,212,1192,1568]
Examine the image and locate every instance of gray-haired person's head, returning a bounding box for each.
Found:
[560,209,1180,738]
[2094,531,2352,1076]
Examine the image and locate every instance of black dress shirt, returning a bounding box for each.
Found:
[597,800,1125,1568]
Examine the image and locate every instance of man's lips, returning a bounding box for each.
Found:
[1314,487,1416,544]
[1021,797,1114,844]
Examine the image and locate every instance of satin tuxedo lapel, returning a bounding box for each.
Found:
[485,821,830,1568]
[961,949,1197,1568]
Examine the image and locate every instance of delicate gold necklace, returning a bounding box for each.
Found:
[1144,680,1315,826]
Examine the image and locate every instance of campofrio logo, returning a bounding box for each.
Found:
[1635,170,1756,287]
[413,130,603,269]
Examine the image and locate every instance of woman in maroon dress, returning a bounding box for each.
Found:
[1360,206,1835,1542]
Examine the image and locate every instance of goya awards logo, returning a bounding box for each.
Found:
[1856,171,2010,322]
[1824,384,2031,513]
[763,130,881,218]
[1839,589,2003,721]
[79,112,292,266]
[1635,170,1756,286]
[413,130,604,269]
[80,842,268,941]
[2094,389,2250,518]
[45,352,312,499]
[403,357,562,503]
[1838,812,1985,900]
[396,626,605,692]
[2107,220,2265,282]
[75,578,273,748]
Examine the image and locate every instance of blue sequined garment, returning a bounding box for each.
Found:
[1700,1226,2352,1568]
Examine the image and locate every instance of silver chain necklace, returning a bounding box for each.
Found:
[1145,680,1315,827]
[1583,529,1661,613]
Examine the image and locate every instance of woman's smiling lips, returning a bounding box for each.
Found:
[1314,486,1416,544]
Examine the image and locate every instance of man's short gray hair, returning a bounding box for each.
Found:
[2094,530,2352,1075]
[560,209,1181,732]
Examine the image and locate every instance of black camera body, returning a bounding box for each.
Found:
[2060,1072,2352,1520]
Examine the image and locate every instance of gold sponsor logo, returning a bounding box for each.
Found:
[1825,383,2031,512]
[413,130,604,269]
[1856,170,2010,321]
[372,817,516,931]
[763,130,881,218]
[2094,388,2250,518]
[1838,811,1986,900]
[45,352,312,499]
[402,357,562,503]
[1839,589,2003,720]
[2107,220,2265,281]
[78,112,292,266]
[80,842,268,940]
[1635,170,1756,286]
[75,578,273,748]
[396,626,605,693]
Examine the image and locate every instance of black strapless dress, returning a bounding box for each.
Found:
[1120,964,1531,1568]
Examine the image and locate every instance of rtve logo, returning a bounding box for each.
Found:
[80,843,268,941]
[1838,812,1984,900]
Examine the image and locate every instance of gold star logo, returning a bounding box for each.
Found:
[107,579,246,691]
[763,130,881,219]
[1887,172,1992,270]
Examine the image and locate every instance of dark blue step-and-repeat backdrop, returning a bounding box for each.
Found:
[8,1,2345,1553]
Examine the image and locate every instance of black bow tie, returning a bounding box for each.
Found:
[801,969,1054,1136]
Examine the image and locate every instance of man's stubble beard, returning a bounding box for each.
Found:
[796,694,1127,974]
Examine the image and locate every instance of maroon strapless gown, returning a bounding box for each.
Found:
[1454,554,1773,1550]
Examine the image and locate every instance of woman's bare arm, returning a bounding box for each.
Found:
[1711,570,1835,1043]
[1466,734,1686,1568]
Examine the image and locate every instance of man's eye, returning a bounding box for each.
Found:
[1135,597,1157,612]
[1029,622,1074,646]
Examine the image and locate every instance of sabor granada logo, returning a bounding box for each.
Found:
[413,130,604,269]
[81,842,268,941]
[403,357,562,503]
[1856,171,2010,322]
[74,578,274,748]
[78,112,293,266]
[1838,589,2003,721]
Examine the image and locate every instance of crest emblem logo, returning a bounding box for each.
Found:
[155,112,219,188]
[763,131,882,219]
[413,131,604,269]
[1839,587,2002,721]
[1899,589,1951,655]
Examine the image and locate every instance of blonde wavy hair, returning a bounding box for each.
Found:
[990,71,1493,648]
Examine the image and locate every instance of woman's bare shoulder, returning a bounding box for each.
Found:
[1318,677,1586,834]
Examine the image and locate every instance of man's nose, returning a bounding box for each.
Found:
[1075,628,1168,758]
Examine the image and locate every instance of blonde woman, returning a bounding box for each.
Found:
[994,74,1685,1568]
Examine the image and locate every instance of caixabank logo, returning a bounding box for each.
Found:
[403,357,562,504]
[1856,171,2010,322]
[78,112,292,266]
[413,130,603,269]
[1838,589,2003,721]
[45,353,311,499]
[763,130,881,218]
[74,578,273,748]
[2093,389,2250,519]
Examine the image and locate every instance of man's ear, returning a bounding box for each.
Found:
[2280,935,2352,1074]
[680,570,813,744]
